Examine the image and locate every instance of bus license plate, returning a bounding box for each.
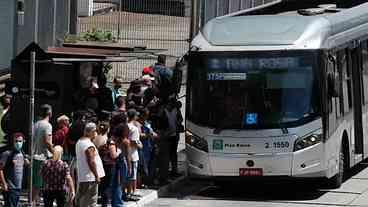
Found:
[239,168,263,176]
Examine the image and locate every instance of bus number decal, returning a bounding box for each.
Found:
[265,143,270,149]
[265,142,289,149]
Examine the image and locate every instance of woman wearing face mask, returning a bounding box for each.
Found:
[0,133,28,207]
[41,145,75,207]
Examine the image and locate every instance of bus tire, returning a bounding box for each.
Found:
[328,145,345,188]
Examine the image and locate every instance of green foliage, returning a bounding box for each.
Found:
[103,63,113,74]
[80,29,114,42]
[64,29,116,43]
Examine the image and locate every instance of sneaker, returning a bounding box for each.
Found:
[170,172,182,178]
[126,194,140,202]
[159,180,170,186]
[131,193,143,198]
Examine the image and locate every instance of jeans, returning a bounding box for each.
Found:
[100,164,114,207]
[158,139,170,182]
[169,135,180,174]
[43,190,66,207]
[111,154,127,207]
[3,189,20,207]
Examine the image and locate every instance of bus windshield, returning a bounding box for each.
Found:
[187,51,321,129]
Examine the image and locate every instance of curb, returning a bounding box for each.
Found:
[157,176,187,197]
[124,175,186,207]
[126,189,158,207]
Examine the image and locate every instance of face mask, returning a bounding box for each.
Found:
[14,142,23,151]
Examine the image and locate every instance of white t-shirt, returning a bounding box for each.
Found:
[128,122,140,162]
[76,138,105,183]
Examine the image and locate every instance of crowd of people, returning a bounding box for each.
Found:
[0,54,184,207]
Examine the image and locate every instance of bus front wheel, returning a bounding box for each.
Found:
[328,145,345,188]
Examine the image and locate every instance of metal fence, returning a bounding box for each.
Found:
[77,0,276,83]
[78,0,191,83]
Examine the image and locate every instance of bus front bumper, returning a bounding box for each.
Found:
[187,143,326,178]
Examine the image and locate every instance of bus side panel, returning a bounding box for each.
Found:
[324,120,351,178]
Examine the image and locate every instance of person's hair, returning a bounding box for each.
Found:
[13,132,24,142]
[113,76,123,83]
[39,104,52,118]
[97,122,109,135]
[110,112,127,128]
[112,123,128,139]
[52,145,63,161]
[157,54,166,65]
[116,96,125,108]
[140,108,150,118]
[0,95,11,108]
[57,115,69,124]
[127,109,139,121]
[84,122,97,135]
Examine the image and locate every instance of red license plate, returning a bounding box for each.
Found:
[239,168,263,176]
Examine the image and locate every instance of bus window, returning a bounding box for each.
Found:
[338,50,350,114]
[362,41,368,104]
[346,49,353,110]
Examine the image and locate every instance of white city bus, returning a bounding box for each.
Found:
[185,0,368,187]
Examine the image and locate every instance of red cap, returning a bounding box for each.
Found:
[13,132,25,139]
[143,66,153,74]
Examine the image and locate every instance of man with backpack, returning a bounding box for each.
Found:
[0,133,28,207]
[151,55,174,102]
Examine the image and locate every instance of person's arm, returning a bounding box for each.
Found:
[0,169,8,191]
[66,174,75,199]
[123,139,132,175]
[109,144,118,159]
[85,147,100,182]
[0,153,8,191]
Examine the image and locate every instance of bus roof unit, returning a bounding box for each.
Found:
[197,2,368,50]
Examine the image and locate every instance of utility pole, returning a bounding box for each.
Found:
[29,51,36,207]
[117,0,122,41]
[69,0,78,34]
[34,0,39,43]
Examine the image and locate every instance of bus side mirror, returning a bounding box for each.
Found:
[173,54,187,95]
[328,73,340,98]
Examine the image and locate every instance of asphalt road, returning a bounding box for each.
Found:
[147,161,368,207]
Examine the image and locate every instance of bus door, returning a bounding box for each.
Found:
[349,46,364,156]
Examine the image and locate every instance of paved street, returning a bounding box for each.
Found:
[148,162,368,207]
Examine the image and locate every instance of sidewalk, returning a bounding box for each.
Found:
[0,150,187,207]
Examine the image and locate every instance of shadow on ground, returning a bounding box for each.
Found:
[164,159,368,202]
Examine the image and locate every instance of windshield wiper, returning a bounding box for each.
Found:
[278,112,289,134]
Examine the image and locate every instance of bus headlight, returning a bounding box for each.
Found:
[293,134,322,152]
[185,131,208,152]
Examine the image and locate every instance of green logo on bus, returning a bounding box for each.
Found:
[213,139,223,150]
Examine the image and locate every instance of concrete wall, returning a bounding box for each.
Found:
[0,0,16,71]
[78,0,94,16]
[17,0,70,52]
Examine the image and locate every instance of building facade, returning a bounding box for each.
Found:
[0,0,70,72]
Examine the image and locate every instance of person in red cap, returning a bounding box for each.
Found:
[142,66,153,75]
